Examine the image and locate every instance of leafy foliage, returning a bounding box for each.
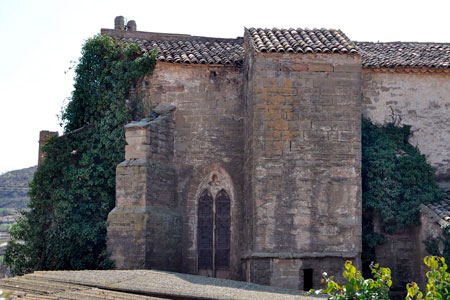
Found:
[309,260,392,300]
[361,118,445,275]
[362,118,444,233]
[5,35,156,275]
[309,256,450,300]
[406,256,450,300]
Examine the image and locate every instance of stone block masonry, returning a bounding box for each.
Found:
[244,47,362,289]
[134,62,246,279]
[372,217,422,298]
[124,113,174,164]
[244,256,353,291]
[108,48,362,290]
[107,108,182,271]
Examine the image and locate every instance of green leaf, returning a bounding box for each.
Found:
[5,34,156,275]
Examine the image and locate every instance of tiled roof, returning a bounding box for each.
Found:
[357,42,450,69]
[421,191,450,225]
[116,36,244,65]
[247,28,357,54]
[103,29,450,69]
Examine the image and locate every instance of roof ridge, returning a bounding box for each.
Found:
[105,29,244,65]
[247,26,341,31]
[101,28,243,43]
[357,41,450,45]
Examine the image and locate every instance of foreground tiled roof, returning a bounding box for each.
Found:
[247,28,357,54]
[117,35,244,65]
[421,191,450,225]
[0,269,316,300]
[357,42,450,69]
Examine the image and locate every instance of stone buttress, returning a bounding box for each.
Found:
[106,106,182,271]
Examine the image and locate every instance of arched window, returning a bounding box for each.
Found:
[215,189,230,269]
[197,189,231,275]
[198,190,214,270]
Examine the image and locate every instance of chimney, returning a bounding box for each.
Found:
[38,131,59,166]
[114,16,125,30]
[127,20,137,32]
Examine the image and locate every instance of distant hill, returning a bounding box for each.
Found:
[0,166,37,210]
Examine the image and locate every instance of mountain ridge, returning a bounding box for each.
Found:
[0,166,36,210]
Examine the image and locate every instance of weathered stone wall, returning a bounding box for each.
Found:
[243,35,256,266]
[243,42,362,289]
[373,218,423,299]
[124,115,174,163]
[244,256,352,291]
[362,71,450,188]
[107,113,182,271]
[135,63,245,278]
[374,210,446,299]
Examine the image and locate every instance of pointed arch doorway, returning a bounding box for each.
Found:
[197,174,231,278]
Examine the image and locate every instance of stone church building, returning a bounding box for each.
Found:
[95,17,450,291]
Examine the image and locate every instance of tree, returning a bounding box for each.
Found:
[5,35,156,275]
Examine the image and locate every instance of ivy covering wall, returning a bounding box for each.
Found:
[5,35,156,275]
[361,117,445,275]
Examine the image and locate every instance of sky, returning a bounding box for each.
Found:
[0,0,449,174]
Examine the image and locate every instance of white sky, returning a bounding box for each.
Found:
[1,0,449,174]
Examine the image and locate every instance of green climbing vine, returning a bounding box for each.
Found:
[5,34,156,275]
[361,117,445,276]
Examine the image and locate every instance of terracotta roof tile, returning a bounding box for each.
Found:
[422,191,450,225]
[356,42,450,69]
[116,36,244,66]
[106,29,450,69]
[247,28,357,54]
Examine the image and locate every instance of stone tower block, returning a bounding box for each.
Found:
[243,32,362,290]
